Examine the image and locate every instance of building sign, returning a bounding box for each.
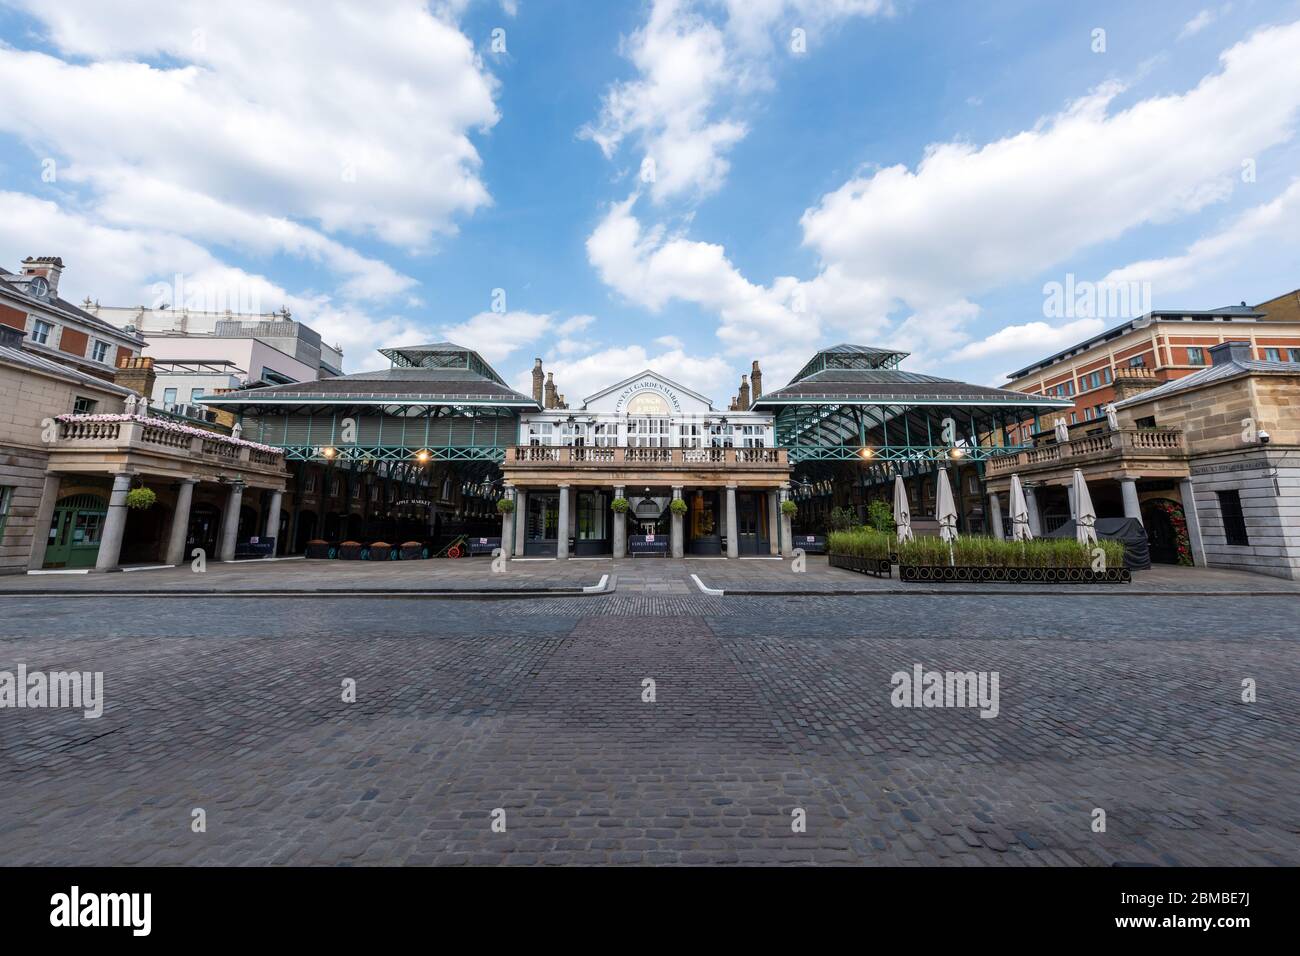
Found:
[613,378,683,414]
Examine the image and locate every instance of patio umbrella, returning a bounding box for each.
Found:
[1054,417,1069,443]
[1009,474,1033,541]
[936,468,959,544]
[1072,468,1097,547]
[893,475,913,544]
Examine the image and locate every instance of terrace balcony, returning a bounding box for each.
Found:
[984,427,1188,487]
[48,414,288,487]
[501,444,791,489]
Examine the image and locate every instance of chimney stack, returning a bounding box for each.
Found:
[750,360,762,400]
[531,358,544,404]
[21,256,64,297]
[544,371,558,409]
[737,374,750,410]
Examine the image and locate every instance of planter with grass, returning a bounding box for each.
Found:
[895,537,1130,584]
[827,529,894,578]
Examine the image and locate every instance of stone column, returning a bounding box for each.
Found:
[778,485,792,557]
[26,473,63,570]
[1023,485,1043,537]
[264,489,283,549]
[612,484,626,558]
[987,491,1004,540]
[500,487,514,558]
[725,484,739,558]
[556,484,570,559]
[1120,477,1143,525]
[514,489,527,556]
[94,473,134,572]
[165,478,199,566]
[767,489,780,555]
[670,484,684,558]
[218,480,245,562]
[1178,477,1208,568]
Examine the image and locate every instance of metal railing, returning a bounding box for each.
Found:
[984,427,1185,478]
[508,445,788,467]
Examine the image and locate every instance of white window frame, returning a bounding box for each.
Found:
[30,319,54,345]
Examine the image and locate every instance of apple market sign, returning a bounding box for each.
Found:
[613,378,683,414]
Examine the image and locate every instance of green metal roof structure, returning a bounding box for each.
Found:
[753,344,1073,475]
[200,343,538,470]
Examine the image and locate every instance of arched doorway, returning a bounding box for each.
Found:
[295,510,319,552]
[44,493,108,568]
[1141,497,1189,565]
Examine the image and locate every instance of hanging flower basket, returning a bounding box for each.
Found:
[125,487,157,510]
[611,497,630,514]
[669,498,688,516]
[780,499,798,517]
[496,498,515,514]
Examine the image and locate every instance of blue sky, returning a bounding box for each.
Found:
[1,0,1298,402]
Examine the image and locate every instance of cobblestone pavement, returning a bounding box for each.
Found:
[0,591,1295,866]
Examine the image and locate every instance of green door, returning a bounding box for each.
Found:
[44,494,108,568]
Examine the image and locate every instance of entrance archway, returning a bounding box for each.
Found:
[1141,497,1188,565]
[44,493,107,568]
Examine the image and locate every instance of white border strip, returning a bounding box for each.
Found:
[583,574,610,594]
[691,573,724,596]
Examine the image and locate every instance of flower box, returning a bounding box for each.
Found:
[898,565,1130,584]
[828,553,893,578]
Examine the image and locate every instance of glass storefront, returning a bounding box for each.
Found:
[575,490,609,555]
[688,489,721,555]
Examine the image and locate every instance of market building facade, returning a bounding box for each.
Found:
[203,341,1069,560]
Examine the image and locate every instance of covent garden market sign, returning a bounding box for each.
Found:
[611,377,686,414]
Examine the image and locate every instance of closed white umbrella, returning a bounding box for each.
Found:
[893,475,913,544]
[936,468,959,544]
[1072,468,1097,547]
[1009,474,1033,541]
[1054,417,1069,443]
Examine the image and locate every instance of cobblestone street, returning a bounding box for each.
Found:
[0,566,1296,866]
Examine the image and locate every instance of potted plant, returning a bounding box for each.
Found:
[611,497,630,514]
[338,540,367,560]
[399,540,428,560]
[496,498,515,515]
[669,498,688,516]
[305,538,334,559]
[780,499,798,518]
[125,486,157,510]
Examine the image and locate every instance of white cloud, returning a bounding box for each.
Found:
[800,21,1300,311]
[946,317,1105,364]
[1180,9,1220,40]
[0,0,503,360]
[437,311,559,363]
[586,21,1300,375]
[583,0,887,202]
[1103,179,1300,294]
[0,191,429,373]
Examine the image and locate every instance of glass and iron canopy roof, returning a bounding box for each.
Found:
[754,344,1072,411]
[201,343,540,411]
